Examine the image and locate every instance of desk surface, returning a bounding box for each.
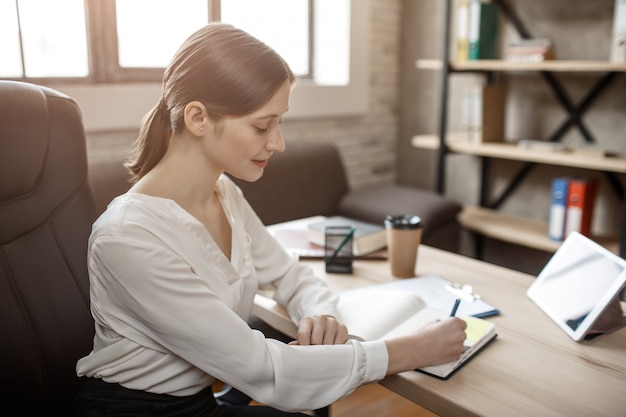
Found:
[252,245,626,417]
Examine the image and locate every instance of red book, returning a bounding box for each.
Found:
[564,177,599,237]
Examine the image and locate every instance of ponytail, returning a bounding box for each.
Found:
[125,97,172,183]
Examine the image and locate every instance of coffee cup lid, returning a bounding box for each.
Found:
[384,214,422,229]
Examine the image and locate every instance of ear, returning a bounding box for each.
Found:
[183,101,209,137]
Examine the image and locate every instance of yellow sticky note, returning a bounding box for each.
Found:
[463,317,491,343]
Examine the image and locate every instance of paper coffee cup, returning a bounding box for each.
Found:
[384,215,423,278]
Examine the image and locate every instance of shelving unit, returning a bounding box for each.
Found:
[415,0,626,258]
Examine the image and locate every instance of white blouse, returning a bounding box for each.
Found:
[76,175,388,412]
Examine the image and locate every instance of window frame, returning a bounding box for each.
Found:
[6,0,312,84]
[48,0,371,130]
[86,0,219,84]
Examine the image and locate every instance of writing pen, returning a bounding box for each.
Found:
[450,298,461,317]
[328,227,355,264]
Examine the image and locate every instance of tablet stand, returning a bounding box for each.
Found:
[586,295,626,339]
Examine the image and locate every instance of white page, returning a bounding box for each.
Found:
[341,275,498,318]
[339,289,429,341]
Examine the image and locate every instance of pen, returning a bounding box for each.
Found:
[450,298,461,317]
[328,227,355,264]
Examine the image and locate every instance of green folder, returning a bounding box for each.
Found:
[468,0,500,60]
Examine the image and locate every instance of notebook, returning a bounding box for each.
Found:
[338,287,497,379]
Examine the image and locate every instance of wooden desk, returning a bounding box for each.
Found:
[253,245,626,417]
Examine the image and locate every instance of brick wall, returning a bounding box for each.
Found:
[281,0,403,190]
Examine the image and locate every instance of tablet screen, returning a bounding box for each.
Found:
[527,232,626,341]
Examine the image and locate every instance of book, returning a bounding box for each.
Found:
[504,38,555,62]
[267,216,387,260]
[307,216,387,256]
[610,0,626,63]
[564,177,599,238]
[571,143,609,158]
[454,0,471,62]
[462,84,505,143]
[548,177,570,241]
[516,139,567,152]
[468,0,500,60]
[338,286,497,379]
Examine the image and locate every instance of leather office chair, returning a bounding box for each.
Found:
[0,80,98,415]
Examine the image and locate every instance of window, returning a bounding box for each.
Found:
[6,0,367,129]
[114,0,210,69]
[221,0,311,77]
[1,0,89,78]
[1,0,328,82]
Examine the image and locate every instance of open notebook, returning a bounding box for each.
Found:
[338,287,497,379]
[340,275,500,318]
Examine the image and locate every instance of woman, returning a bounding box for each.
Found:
[74,23,466,417]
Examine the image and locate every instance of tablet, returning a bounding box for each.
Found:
[527,232,626,342]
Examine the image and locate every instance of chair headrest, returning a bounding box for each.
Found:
[0,80,88,243]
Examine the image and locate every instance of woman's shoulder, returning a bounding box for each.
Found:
[106,192,176,216]
[92,193,184,238]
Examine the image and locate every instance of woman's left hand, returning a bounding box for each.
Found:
[290,315,349,345]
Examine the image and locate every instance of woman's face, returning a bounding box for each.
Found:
[208,80,292,182]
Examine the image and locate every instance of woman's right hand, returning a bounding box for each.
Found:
[384,317,467,375]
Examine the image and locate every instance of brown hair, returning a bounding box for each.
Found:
[125,23,295,182]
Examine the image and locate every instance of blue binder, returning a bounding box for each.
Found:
[548,177,570,241]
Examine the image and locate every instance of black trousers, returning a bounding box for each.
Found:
[73,377,309,417]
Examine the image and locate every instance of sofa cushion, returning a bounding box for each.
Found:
[230,141,349,225]
[338,184,462,237]
[89,157,132,216]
